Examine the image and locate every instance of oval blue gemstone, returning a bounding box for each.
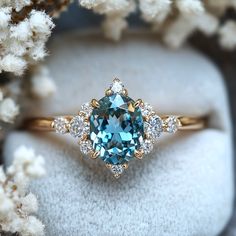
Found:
[90,94,144,165]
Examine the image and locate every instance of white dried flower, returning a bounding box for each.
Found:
[0,146,45,236]
[31,65,56,98]
[21,193,38,214]
[176,0,204,15]
[8,146,46,178]
[20,216,45,236]
[10,20,32,41]
[78,0,236,50]
[0,4,54,75]
[0,7,11,28]
[218,20,236,50]
[139,0,171,23]
[0,54,27,75]
[29,10,55,36]
[79,0,135,40]
[0,97,19,123]
[102,15,127,41]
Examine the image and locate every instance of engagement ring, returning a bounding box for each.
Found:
[26,79,207,178]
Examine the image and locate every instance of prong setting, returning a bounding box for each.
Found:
[91,150,100,159]
[52,79,178,178]
[134,149,144,160]
[91,99,100,108]
[134,99,143,108]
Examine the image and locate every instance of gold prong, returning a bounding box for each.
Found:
[80,134,88,142]
[134,149,144,160]
[105,89,113,96]
[143,116,149,122]
[122,163,129,169]
[113,77,120,82]
[91,99,100,108]
[134,99,143,108]
[122,88,128,96]
[51,121,55,129]
[91,150,100,159]
[106,163,112,169]
[114,174,121,179]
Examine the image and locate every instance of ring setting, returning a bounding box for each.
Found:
[52,79,181,178]
[27,78,206,178]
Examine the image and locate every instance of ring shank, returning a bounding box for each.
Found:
[24,115,207,132]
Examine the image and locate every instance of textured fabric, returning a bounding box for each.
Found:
[4,33,234,236]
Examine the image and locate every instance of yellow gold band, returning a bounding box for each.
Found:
[24,115,207,132]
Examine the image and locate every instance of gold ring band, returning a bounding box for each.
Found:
[25,115,207,132]
[23,78,208,178]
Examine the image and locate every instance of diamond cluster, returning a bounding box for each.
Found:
[53,103,93,155]
[53,79,181,178]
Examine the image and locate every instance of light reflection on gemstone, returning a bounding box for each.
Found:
[90,94,144,165]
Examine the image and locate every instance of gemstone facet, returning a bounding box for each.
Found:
[90,93,144,165]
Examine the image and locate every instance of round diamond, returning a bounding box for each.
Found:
[69,115,89,138]
[90,93,144,165]
[110,164,124,175]
[80,140,93,154]
[110,79,124,93]
[53,117,69,134]
[141,103,153,117]
[141,139,153,154]
[165,116,180,133]
[145,115,163,140]
[81,102,92,116]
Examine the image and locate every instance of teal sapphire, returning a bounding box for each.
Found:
[90,94,144,165]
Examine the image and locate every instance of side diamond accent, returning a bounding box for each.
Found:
[80,140,93,154]
[141,139,153,154]
[81,102,92,116]
[145,115,163,140]
[141,103,153,117]
[110,78,124,94]
[165,116,180,133]
[53,117,69,134]
[69,115,89,138]
[110,164,124,177]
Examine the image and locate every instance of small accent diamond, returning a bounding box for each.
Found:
[110,78,124,93]
[69,115,89,138]
[81,102,92,116]
[165,116,180,133]
[141,139,153,154]
[141,103,153,117]
[110,164,124,176]
[80,140,93,154]
[145,115,163,140]
[53,117,69,134]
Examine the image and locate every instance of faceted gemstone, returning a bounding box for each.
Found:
[90,94,144,165]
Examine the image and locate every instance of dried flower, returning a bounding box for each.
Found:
[0,2,57,75]
[31,65,56,98]
[0,146,45,236]
[79,0,236,49]
[0,96,19,123]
